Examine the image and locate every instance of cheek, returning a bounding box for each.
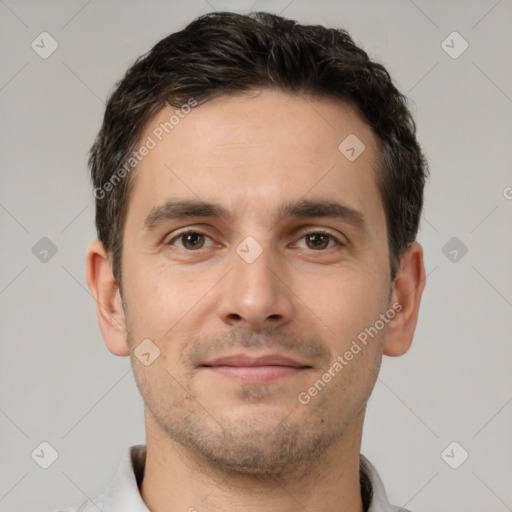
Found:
[123,258,193,334]
[304,264,389,347]
[130,356,196,424]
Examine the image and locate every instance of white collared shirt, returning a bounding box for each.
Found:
[58,445,410,512]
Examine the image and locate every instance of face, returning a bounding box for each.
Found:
[121,89,394,473]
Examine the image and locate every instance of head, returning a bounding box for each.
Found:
[86,11,427,474]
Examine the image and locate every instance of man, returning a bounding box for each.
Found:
[65,10,427,512]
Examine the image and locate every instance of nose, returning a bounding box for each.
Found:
[216,238,295,332]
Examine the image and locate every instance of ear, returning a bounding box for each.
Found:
[85,239,130,356]
[383,241,426,357]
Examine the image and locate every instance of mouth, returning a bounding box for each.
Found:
[199,353,312,384]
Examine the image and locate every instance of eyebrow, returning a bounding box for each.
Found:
[142,198,368,234]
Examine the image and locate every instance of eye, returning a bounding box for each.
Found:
[295,231,341,251]
[166,229,342,252]
[168,230,214,251]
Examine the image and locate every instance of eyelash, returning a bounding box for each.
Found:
[167,229,343,251]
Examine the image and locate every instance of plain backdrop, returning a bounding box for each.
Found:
[1,1,511,511]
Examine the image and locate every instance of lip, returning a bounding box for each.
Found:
[200,353,312,384]
[201,353,311,368]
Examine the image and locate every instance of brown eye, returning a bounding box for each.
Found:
[182,232,205,250]
[306,233,330,250]
[296,232,340,251]
[169,231,212,250]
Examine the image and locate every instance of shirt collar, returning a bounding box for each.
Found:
[91,445,403,512]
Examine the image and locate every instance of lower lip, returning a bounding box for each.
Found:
[204,365,308,384]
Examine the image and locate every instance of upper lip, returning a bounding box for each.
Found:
[201,353,311,368]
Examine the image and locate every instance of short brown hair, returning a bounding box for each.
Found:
[89,11,428,293]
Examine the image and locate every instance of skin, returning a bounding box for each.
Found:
[86,88,425,512]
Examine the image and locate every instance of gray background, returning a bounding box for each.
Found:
[1,0,511,511]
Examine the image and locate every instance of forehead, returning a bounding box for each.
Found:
[126,88,385,237]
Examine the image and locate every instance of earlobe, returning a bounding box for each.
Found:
[383,242,426,357]
[85,240,130,356]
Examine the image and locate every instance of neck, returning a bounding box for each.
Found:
[140,409,366,512]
